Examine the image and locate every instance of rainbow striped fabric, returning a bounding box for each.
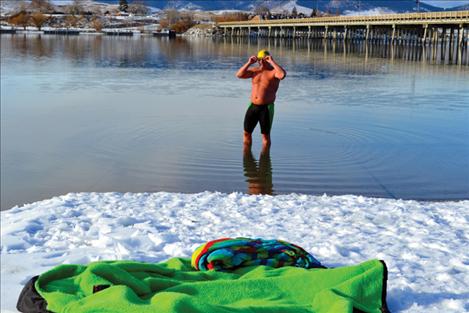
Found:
[191,238,323,271]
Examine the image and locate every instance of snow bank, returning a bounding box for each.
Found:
[1,192,468,312]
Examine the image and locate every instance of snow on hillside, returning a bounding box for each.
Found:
[422,0,469,8]
[450,4,469,10]
[1,192,468,312]
[344,8,396,16]
[54,0,447,13]
[5,0,467,16]
[270,0,313,15]
[0,0,19,15]
[50,0,74,4]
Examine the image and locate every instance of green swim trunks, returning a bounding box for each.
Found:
[243,103,275,135]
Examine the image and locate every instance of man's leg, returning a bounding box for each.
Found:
[259,104,274,149]
[261,134,271,148]
[243,131,252,148]
[243,104,257,148]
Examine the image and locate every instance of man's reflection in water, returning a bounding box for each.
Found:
[243,147,273,195]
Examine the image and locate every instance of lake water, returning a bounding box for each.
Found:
[1,34,468,210]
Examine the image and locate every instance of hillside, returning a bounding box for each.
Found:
[93,0,463,13]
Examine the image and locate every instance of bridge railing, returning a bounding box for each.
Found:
[217,10,469,26]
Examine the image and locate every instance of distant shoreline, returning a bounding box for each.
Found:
[0,26,180,37]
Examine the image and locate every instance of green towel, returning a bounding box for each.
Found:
[35,257,389,313]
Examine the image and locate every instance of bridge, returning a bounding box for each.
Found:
[217,11,469,45]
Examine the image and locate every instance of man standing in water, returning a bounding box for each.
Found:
[236,50,286,149]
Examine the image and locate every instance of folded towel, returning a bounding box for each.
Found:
[191,237,323,271]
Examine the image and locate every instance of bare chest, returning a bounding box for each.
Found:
[252,71,277,87]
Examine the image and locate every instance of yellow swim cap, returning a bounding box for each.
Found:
[257,49,270,60]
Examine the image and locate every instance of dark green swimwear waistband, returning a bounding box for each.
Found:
[249,102,274,106]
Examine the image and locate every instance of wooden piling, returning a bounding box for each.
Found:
[391,25,396,44]
[422,24,428,44]
[458,24,464,46]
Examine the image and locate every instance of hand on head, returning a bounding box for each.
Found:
[248,56,258,64]
[263,55,273,63]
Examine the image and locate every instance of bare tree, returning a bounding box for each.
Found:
[164,9,179,24]
[30,12,48,30]
[64,14,79,28]
[212,12,249,23]
[170,14,195,33]
[159,19,169,29]
[9,11,30,30]
[91,18,103,32]
[67,0,84,15]
[18,12,31,30]
[182,11,194,21]
[159,9,195,33]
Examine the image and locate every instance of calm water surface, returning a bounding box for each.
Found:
[1,34,468,210]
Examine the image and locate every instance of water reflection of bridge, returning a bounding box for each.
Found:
[219,36,468,65]
[218,11,469,46]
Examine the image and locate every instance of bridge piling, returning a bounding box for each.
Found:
[423,25,428,44]
[457,26,463,46]
[449,28,454,50]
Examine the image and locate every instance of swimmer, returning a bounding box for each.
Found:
[236,50,286,149]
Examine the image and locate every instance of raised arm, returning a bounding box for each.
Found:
[264,56,286,80]
[236,56,257,79]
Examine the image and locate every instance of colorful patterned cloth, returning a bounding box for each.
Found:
[191,238,323,271]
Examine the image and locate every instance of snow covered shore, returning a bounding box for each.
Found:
[1,192,468,312]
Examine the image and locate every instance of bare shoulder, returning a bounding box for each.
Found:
[267,68,280,79]
[249,68,262,79]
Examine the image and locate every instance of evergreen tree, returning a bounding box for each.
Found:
[291,6,298,18]
[119,0,128,12]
